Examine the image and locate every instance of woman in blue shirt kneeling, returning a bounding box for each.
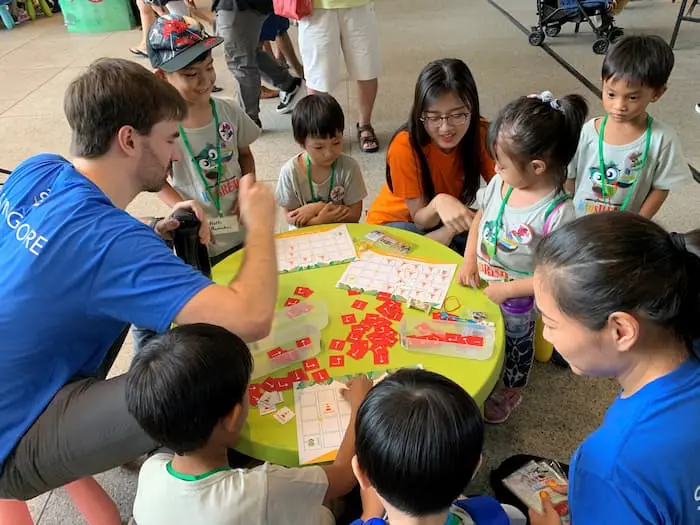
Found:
[530,211,700,525]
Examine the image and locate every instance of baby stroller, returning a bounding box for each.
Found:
[528,0,624,55]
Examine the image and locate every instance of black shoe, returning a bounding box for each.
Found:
[276,78,304,114]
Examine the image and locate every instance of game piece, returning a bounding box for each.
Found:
[249,391,262,406]
[376,291,391,301]
[329,339,346,351]
[346,331,364,343]
[284,297,300,307]
[288,368,308,382]
[277,225,357,273]
[261,377,277,392]
[347,290,361,296]
[273,407,296,424]
[373,349,389,365]
[341,313,357,325]
[258,399,276,416]
[311,369,330,382]
[351,340,369,352]
[296,337,312,348]
[303,358,320,371]
[294,286,313,298]
[329,355,345,367]
[351,300,368,311]
[276,378,293,391]
[267,347,285,359]
[347,345,368,360]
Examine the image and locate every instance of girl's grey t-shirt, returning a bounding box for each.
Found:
[170,97,260,257]
[275,153,368,210]
[476,175,576,282]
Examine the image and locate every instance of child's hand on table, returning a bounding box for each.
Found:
[289,202,326,227]
[341,375,374,411]
[458,260,480,289]
[483,281,512,305]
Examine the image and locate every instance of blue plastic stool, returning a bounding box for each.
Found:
[0,0,14,29]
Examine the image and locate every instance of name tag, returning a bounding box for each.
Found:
[209,215,239,236]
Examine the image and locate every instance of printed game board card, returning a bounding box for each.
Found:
[336,251,456,309]
[276,225,357,273]
[502,460,570,523]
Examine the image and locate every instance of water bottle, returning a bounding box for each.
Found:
[500,297,534,338]
[172,210,211,278]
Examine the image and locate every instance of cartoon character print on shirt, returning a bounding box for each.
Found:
[480,219,534,257]
[194,119,239,204]
[329,185,345,204]
[582,150,643,214]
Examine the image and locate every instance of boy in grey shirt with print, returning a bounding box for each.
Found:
[277,94,368,229]
[566,35,690,218]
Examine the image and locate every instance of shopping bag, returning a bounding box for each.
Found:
[273,0,311,20]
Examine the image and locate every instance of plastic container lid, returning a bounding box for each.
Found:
[400,318,495,361]
[249,323,321,379]
[501,297,534,315]
[273,300,329,332]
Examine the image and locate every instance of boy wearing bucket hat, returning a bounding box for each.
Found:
[132,15,261,352]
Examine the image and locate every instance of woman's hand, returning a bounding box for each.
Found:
[434,194,473,234]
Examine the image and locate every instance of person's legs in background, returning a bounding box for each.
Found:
[130,0,157,57]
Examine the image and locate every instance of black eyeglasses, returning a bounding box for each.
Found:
[420,112,470,128]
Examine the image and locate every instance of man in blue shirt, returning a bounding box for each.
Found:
[0,57,278,501]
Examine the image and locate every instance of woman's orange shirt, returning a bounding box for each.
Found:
[366,119,496,225]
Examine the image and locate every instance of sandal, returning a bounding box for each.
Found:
[357,123,379,153]
[129,48,148,58]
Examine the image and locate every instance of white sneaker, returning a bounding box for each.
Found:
[276,78,304,114]
[696,103,700,115]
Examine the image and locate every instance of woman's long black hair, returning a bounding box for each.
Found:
[387,58,483,207]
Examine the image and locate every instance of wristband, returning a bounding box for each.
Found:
[149,217,164,230]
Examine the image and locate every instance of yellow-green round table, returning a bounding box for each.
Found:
[213,224,504,466]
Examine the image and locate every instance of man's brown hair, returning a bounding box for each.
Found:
[64,58,187,159]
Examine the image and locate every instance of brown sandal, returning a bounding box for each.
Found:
[357,123,379,153]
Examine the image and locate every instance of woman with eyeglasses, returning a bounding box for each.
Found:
[366,58,495,253]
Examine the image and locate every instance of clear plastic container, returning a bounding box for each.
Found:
[273,299,329,332]
[400,318,495,361]
[249,323,322,379]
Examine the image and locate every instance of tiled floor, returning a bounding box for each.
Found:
[1,0,699,522]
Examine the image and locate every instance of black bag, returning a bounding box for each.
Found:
[233,0,273,13]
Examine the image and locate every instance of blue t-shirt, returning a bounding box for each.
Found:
[569,358,700,524]
[0,154,211,465]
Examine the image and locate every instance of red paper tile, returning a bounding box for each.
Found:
[347,290,362,296]
[248,383,263,398]
[262,377,277,391]
[296,337,312,348]
[249,392,261,406]
[376,292,392,301]
[276,378,292,391]
[432,312,443,320]
[351,340,369,352]
[373,349,389,365]
[286,303,312,319]
[329,339,346,351]
[464,336,484,347]
[329,355,345,367]
[284,297,300,307]
[351,300,368,311]
[267,347,285,359]
[347,331,364,343]
[294,286,313,298]
[341,313,357,325]
[312,369,330,382]
[347,346,368,360]
[364,313,381,324]
[288,368,308,382]
[388,309,404,322]
[303,358,320,371]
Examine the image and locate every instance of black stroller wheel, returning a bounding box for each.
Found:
[592,38,609,55]
[609,27,624,43]
[545,25,561,37]
[528,30,545,47]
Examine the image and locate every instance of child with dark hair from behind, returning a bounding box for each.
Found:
[350,369,526,525]
[566,35,690,218]
[458,91,588,424]
[276,93,368,229]
[126,324,373,525]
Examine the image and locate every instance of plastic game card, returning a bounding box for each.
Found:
[296,337,312,348]
[347,331,364,343]
[376,292,392,301]
[341,314,357,325]
[294,286,313,298]
[329,339,345,351]
[275,378,292,391]
[303,358,320,372]
[373,349,389,365]
[288,368,307,382]
[351,300,368,310]
[329,355,345,367]
[347,346,368,360]
[258,400,276,416]
[261,377,277,392]
[284,297,300,307]
[311,369,330,382]
[347,290,361,296]
[273,407,296,424]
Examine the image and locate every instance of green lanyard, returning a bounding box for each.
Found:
[597,114,652,211]
[305,154,335,203]
[179,98,223,216]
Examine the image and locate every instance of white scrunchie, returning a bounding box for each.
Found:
[528,90,562,111]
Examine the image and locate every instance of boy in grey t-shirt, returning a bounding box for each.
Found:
[566,35,690,218]
[276,94,367,229]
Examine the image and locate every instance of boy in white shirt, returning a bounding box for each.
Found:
[566,35,690,218]
[126,324,372,525]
